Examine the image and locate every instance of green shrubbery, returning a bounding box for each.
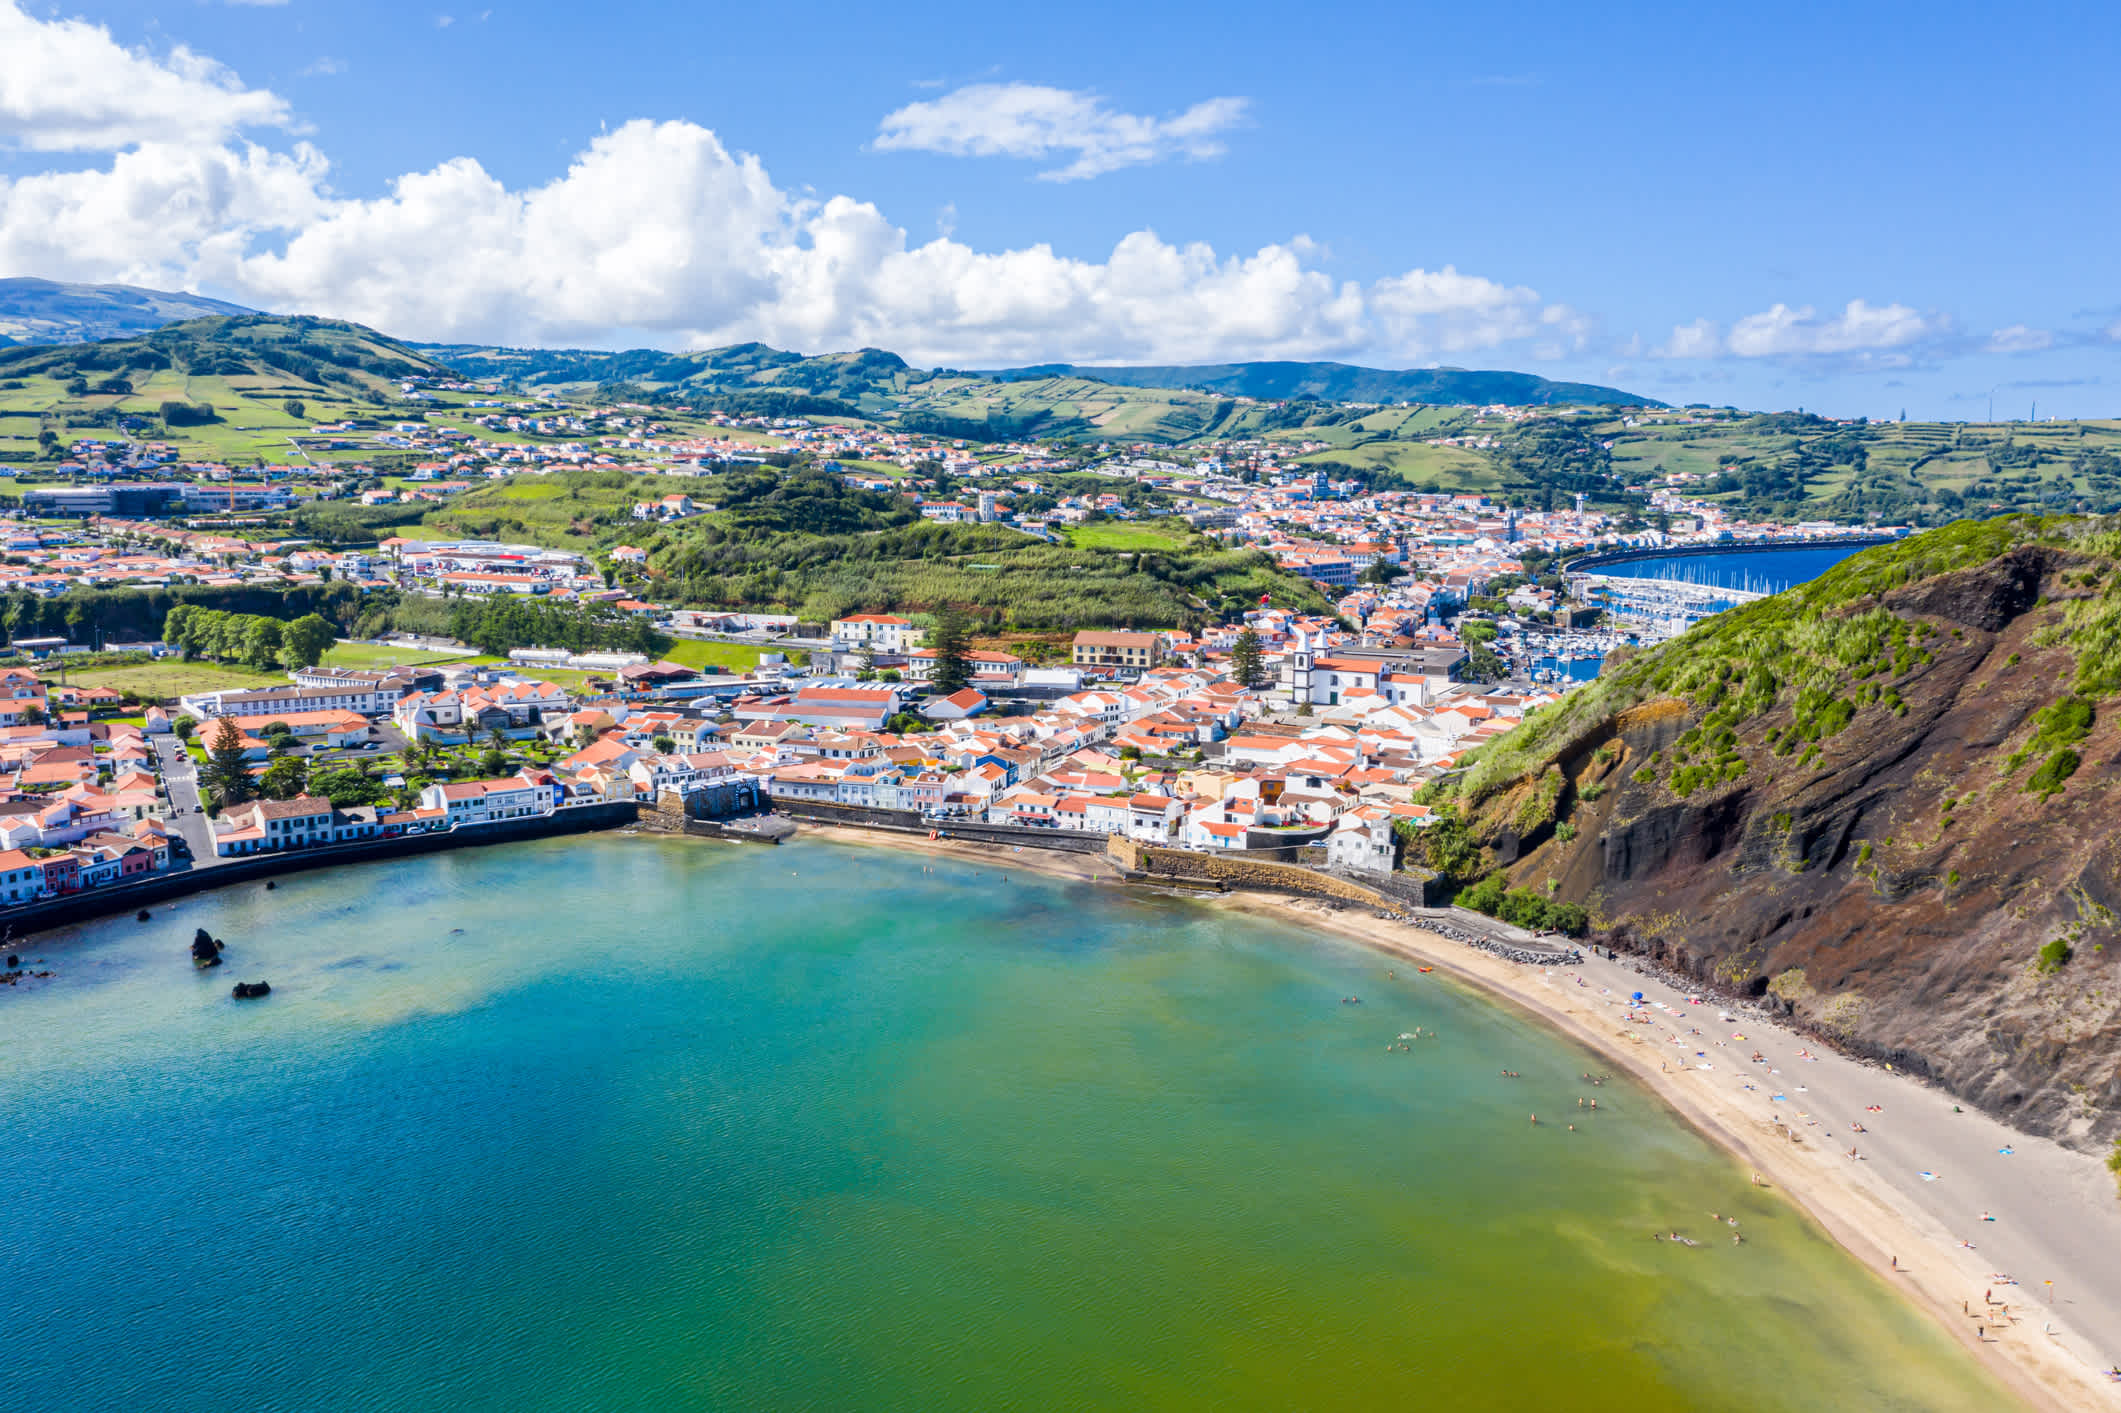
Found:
[2026,748,2081,799]
[1456,874,1589,936]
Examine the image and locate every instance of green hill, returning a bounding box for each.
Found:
[1429,514,2121,1145]
[981,360,1660,408]
[421,340,921,414]
[0,278,256,346]
[0,315,455,465]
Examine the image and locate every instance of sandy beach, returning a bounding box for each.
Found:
[793,822,2121,1409]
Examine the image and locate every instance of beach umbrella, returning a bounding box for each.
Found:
[1632,991,1645,1003]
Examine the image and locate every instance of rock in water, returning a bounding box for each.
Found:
[231,981,271,1000]
[192,929,222,968]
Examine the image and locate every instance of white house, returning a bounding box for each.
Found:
[830,614,925,652]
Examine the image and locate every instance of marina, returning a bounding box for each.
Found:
[1506,539,1884,683]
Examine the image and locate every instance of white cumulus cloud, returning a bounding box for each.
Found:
[0,1,288,151]
[1653,300,1950,363]
[1986,324,2053,353]
[875,82,1248,181]
[0,6,1581,368]
[1656,318,1722,359]
[1726,299,1941,357]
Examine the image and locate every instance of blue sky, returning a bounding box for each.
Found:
[1,0,2116,418]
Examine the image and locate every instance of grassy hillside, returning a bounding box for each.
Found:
[636,516,1329,629]
[0,315,455,466]
[1597,410,2121,524]
[1424,514,2121,1143]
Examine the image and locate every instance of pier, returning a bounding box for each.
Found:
[1568,573,1767,638]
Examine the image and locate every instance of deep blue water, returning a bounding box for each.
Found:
[1593,543,1875,595]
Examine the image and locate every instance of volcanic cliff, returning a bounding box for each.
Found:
[1441,517,2121,1150]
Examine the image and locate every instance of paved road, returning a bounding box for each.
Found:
[153,734,219,867]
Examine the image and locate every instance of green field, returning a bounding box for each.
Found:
[661,639,809,673]
[1062,519,1202,552]
[61,659,283,701]
[1292,439,1505,488]
[318,642,482,670]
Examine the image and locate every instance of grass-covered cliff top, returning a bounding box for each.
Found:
[1455,513,2121,803]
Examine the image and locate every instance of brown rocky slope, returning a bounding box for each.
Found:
[1438,516,2121,1151]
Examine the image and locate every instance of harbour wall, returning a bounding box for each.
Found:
[772,799,1112,855]
[1105,835,1406,906]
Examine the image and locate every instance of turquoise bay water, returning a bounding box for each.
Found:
[1,837,2003,1411]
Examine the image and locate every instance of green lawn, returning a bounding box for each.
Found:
[1063,519,1200,552]
[662,639,808,673]
[320,642,480,670]
[64,660,283,702]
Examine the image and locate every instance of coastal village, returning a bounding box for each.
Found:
[0,606,1543,908]
[0,379,1897,914]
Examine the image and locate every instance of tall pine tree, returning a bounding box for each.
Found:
[202,715,255,807]
[1230,627,1269,690]
[929,604,973,694]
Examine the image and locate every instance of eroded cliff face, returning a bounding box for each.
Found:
[1491,546,2121,1149]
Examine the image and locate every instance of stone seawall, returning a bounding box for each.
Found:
[2,802,639,937]
[1105,836,1396,906]
[775,800,1110,854]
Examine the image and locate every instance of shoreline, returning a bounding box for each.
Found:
[23,816,2113,1405]
[792,822,2121,1411]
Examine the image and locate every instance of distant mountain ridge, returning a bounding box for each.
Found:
[0,281,1657,408]
[0,278,256,346]
[981,360,1660,408]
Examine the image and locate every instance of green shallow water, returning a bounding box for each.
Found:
[0,836,2006,1412]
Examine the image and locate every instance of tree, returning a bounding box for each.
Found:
[1229,627,1269,691]
[241,618,284,670]
[283,399,307,421]
[1359,561,1406,586]
[651,734,676,754]
[279,614,336,670]
[258,754,308,801]
[172,716,196,741]
[309,764,385,808]
[201,716,255,807]
[1465,646,1507,683]
[479,746,509,778]
[21,703,43,727]
[929,603,973,694]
